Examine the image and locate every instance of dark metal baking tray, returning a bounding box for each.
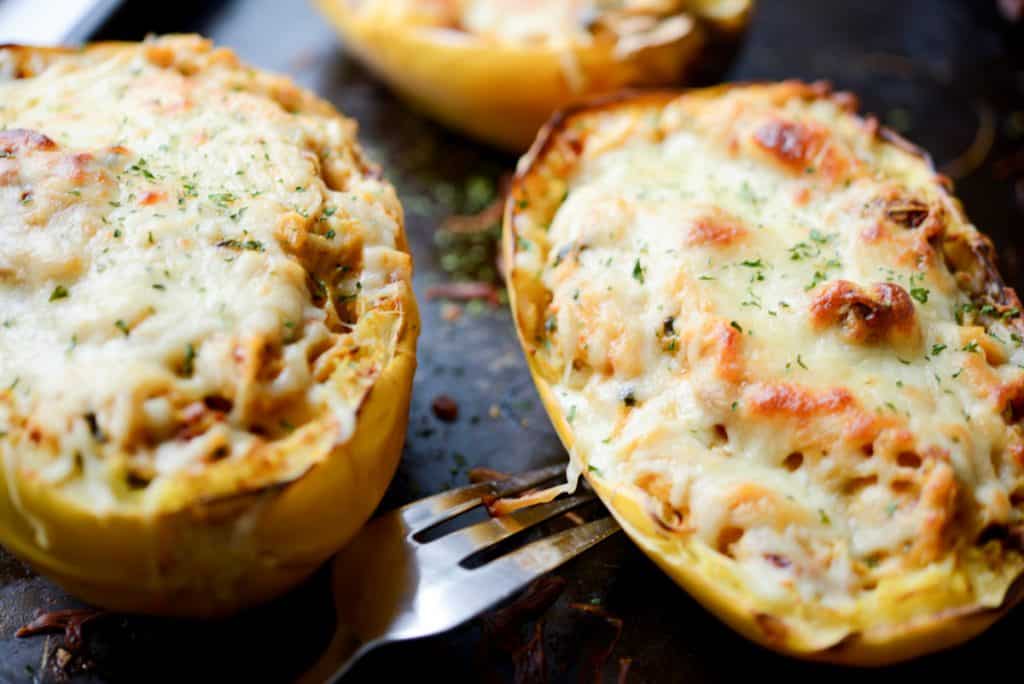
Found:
[1,0,1023,681]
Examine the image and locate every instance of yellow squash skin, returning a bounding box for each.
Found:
[504,84,1024,664]
[0,337,416,616]
[313,0,752,151]
[0,37,419,617]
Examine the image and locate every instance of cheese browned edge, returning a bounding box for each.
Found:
[505,82,1024,663]
[346,0,752,78]
[0,36,419,615]
[314,0,751,150]
[358,1,701,49]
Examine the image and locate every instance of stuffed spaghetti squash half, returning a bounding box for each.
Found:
[0,35,419,617]
[504,82,1024,663]
[314,0,752,151]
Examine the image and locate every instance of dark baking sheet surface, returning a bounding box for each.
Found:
[2,0,1023,681]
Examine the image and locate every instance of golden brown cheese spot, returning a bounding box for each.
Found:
[842,412,892,453]
[747,391,881,458]
[59,152,95,185]
[751,117,854,185]
[142,43,178,69]
[703,321,744,384]
[139,190,166,206]
[876,427,916,453]
[791,184,812,207]
[0,128,57,154]
[684,208,747,248]
[995,378,1024,425]
[0,159,17,186]
[753,119,817,167]
[808,280,919,348]
[746,382,854,418]
[0,129,59,187]
[907,461,958,565]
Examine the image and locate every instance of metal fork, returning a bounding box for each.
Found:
[297,464,620,683]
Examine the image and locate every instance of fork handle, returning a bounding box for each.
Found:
[295,624,375,684]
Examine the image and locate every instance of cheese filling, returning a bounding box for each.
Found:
[511,85,1024,610]
[0,37,409,514]
[359,0,695,50]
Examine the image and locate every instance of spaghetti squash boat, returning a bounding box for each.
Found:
[0,35,419,617]
[504,82,1024,663]
[313,0,752,150]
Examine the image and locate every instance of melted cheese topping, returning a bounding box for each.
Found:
[509,84,1024,614]
[0,36,412,515]
[356,0,697,52]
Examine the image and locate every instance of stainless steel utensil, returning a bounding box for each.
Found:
[299,464,620,683]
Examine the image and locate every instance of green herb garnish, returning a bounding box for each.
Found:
[632,259,645,284]
[182,343,195,376]
[217,239,264,252]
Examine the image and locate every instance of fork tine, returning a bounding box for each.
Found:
[419,518,620,630]
[398,462,566,531]
[398,484,491,531]
[309,484,619,679]
[475,516,620,579]
[427,492,596,558]
[489,463,568,497]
